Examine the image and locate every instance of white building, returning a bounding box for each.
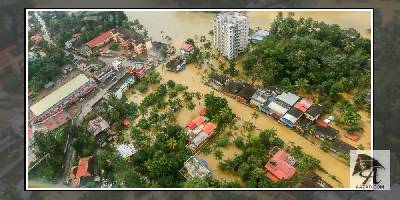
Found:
[213,12,249,60]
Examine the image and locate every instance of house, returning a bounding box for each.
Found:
[166,56,186,72]
[107,74,135,100]
[122,118,131,127]
[264,100,290,119]
[294,116,313,134]
[235,85,257,104]
[294,98,313,113]
[345,131,360,141]
[304,104,323,121]
[250,87,277,109]
[116,143,137,158]
[179,156,211,180]
[93,65,115,83]
[314,121,338,141]
[211,73,228,87]
[276,92,300,107]
[330,140,356,154]
[69,156,96,187]
[186,116,206,130]
[180,43,194,54]
[111,60,122,71]
[86,28,115,49]
[298,172,332,188]
[30,34,43,43]
[250,29,269,43]
[280,107,303,128]
[223,80,245,97]
[265,149,296,182]
[87,116,110,136]
[129,64,146,79]
[135,43,146,54]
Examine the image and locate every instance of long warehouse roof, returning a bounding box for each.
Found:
[30,74,90,116]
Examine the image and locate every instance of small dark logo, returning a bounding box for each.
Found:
[352,154,385,185]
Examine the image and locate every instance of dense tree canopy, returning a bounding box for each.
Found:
[242,12,371,99]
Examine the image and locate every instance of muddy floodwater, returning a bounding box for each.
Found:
[126,11,371,50]
[123,11,372,187]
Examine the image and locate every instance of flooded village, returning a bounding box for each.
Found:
[27,10,371,188]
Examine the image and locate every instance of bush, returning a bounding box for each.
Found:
[233,136,245,149]
[216,136,230,147]
[271,137,284,148]
[109,41,119,50]
[136,81,148,93]
[167,80,175,89]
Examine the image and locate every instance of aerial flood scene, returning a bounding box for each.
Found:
[27,10,372,189]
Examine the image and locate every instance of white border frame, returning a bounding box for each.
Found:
[25,8,374,191]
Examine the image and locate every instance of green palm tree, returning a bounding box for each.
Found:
[295,78,310,93]
[167,138,177,150]
[251,111,260,121]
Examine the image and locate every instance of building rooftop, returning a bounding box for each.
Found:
[116,143,137,158]
[180,156,211,180]
[265,149,296,182]
[86,28,115,48]
[276,92,300,107]
[30,74,90,116]
[87,116,110,136]
[306,104,324,118]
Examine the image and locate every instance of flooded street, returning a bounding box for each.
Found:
[126,11,371,50]
[156,65,349,187]
[123,11,372,187]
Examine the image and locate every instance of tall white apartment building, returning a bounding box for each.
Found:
[213,12,249,60]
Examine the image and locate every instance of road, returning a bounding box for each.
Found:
[34,12,53,45]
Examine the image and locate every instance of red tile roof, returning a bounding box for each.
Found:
[294,99,312,112]
[76,157,92,177]
[181,43,193,52]
[265,150,296,181]
[202,122,217,135]
[316,120,328,127]
[345,132,360,141]
[86,29,115,48]
[122,118,131,126]
[186,116,206,129]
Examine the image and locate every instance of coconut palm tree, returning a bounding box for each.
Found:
[251,111,260,121]
[166,138,177,150]
[295,78,310,93]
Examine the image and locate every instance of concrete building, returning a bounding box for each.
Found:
[213,12,249,60]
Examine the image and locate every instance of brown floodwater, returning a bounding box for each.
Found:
[156,65,351,187]
[125,11,371,50]
[123,11,373,187]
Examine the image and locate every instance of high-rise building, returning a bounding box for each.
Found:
[213,12,249,60]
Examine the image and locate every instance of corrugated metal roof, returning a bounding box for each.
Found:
[30,74,90,116]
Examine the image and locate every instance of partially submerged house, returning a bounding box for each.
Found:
[298,172,332,188]
[330,140,356,154]
[209,74,229,91]
[294,116,313,134]
[235,85,256,104]
[250,87,277,109]
[166,56,186,72]
[265,149,296,182]
[223,80,245,98]
[179,156,211,180]
[344,131,360,141]
[186,116,217,152]
[129,64,146,79]
[294,98,313,113]
[180,43,194,54]
[280,107,303,128]
[262,92,300,119]
[314,121,338,141]
[304,104,323,121]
